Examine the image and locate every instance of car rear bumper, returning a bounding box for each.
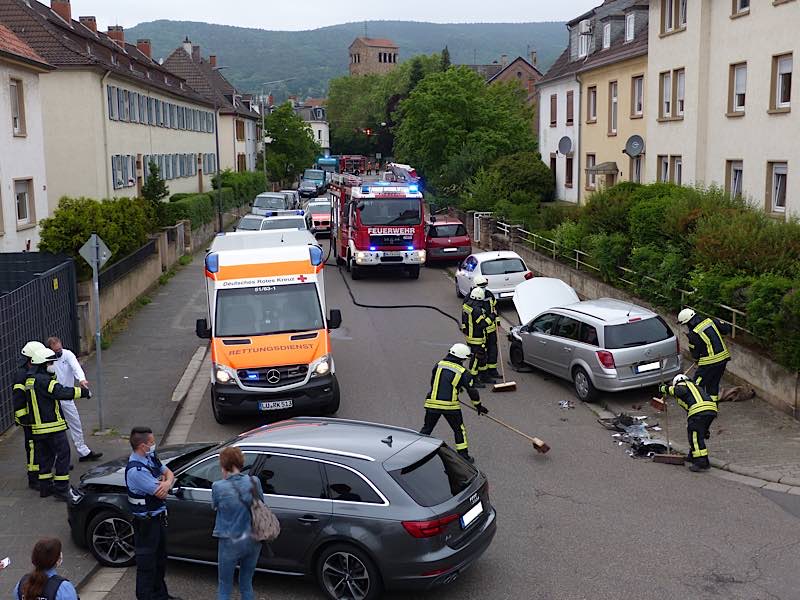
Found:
[211,374,337,416]
[426,248,471,262]
[487,286,518,300]
[592,359,682,392]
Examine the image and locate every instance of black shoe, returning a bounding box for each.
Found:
[52,492,68,502]
[40,487,52,499]
[69,464,74,471]
[464,455,475,464]
[488,370,501,378]
[689,463,710,472]
[79,451,103,462]
[28,481,40,491]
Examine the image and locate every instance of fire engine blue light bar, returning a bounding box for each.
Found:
[408,184,419,193]
[407,245,414,251]
[369,246,377,251]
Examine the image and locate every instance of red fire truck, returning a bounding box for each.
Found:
[329,174,426,279]
[338,155,367,174]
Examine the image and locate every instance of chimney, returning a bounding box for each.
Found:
[78,16,96,33]
[267,94,274,107]
[137,39,152,59]
[192,45,200,62]
[51,0,72,23]
[107,25,125,47]
[209,55,217,68]
[182,36,192,56]
[530,50,538,67]
[500,54,508,68]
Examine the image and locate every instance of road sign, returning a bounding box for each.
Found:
[79,234,111,271]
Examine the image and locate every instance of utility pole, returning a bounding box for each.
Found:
[213,99,223,232]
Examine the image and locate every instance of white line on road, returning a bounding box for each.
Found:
[164,353,212,445]
[171,345,208,402]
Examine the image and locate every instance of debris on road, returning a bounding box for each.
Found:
[719,386,756,403]
[559,400,576,410]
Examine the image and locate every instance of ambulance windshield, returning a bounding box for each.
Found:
[215,283,323,337]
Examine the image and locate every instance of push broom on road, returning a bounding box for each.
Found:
[459,400,550,454]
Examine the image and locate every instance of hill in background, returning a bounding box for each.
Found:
[127,20,567,100]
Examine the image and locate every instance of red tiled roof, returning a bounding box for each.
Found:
[351,37,398,48]
[0,21,51,69]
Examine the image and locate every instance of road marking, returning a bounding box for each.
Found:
[171,345,207,402]
[170,286,204,330]
[164,353,212,445]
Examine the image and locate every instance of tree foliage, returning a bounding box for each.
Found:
[141,160,170,208]
[263,103,321,187]
[441,46,451,70]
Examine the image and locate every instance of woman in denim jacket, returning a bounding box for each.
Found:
[212,447,264,600]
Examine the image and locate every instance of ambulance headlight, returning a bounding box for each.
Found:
[214,364,237,384]
[310,355,331,377]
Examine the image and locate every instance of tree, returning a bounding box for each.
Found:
[441,46,451,71]
[407,57,425,93]
[490,151,555,203]
[141,160,169,207]
[263,103,321,186]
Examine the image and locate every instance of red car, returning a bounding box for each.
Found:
[425,217,472,263]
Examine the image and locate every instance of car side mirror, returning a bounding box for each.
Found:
[249,202,253,207]
[195,318,211,339]
[328,309,342,330]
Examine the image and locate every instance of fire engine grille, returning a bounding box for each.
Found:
[238,364,308,388]
[370,235,412,247]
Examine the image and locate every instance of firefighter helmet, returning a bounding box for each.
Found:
[31,347,58,365]
[449,343,472,360]
[672,374,689,386]
[469,287,485,301]
[677,308,696,324]
[21,341,46,358]
[473,275,489,287]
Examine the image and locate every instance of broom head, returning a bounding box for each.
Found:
[492,381,517,392]
[532,438,550,454]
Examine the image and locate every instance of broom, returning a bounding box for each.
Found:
[651,359,686,465]
[459,400,549,453]
[492,322,517,392]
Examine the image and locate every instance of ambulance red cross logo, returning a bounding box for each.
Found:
[298,275,308,282]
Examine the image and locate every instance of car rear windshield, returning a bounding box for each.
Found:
[237,218,262,230]
[261,218,305,230]
[389,445,477,507]
[254,196,287,209]
[431,224,467,237]
[481,258,526,276]
[604,316,673,349]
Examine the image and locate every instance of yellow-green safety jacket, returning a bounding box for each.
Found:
[461,299,488,345]
[424,358,481,411]
[665,380,718,418]
[25,370,89,435]
[483,289,499,334]
[687,316,731,366]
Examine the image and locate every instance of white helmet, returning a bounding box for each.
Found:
[31,347,57,365]
[470,287,485,301]
[473,275,488,287]
[449,343,471,360]
[672,373,689,386]
[677,308,696,324]
[21,341,46,358]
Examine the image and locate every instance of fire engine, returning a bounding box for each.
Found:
[329,173,426,280]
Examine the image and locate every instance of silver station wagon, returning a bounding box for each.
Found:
[509,278,681,402]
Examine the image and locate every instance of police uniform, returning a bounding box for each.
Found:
[686,315,731,402]
[482,289,500,378]
[126,452,171,600]
[461,298,489,381]
[12,360,39,489]
[420,355,484,460]
[25,368,88,498]
[661,379,718,470]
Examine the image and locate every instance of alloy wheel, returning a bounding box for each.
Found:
[91,516,135,565]
[321,551,371,600]
[575,370,589,399]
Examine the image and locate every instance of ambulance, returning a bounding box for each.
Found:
[196,230,342,423]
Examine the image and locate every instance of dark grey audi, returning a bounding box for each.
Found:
[67,418,496,600]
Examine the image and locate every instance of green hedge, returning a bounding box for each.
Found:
[212,170,266,206]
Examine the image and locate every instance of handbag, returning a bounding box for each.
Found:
[235,476,281,542]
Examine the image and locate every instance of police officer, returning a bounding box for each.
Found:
[677,309,731,402]
[462,287,491,387]
[26,347,90,501]
[473,275,501,379]
[13,341,46,490]
[125,426,180,600]
[420,344,488,463]
[660,374,718,472]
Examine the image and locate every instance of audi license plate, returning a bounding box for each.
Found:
[259,400,293,411]
[635,361,661,374]
[461,502,483,528]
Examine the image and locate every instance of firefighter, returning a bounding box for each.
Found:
[473,275,501,379]
[26,347,91,501]
[420,343,489,463]
[461,287,491,387]
[677,309,731,402]
[660,374,718,472]
[13,341,46,490]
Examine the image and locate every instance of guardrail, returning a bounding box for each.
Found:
[98,238,158,289]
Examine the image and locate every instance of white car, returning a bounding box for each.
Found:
[455,251,533,300]
[259,214,308,231]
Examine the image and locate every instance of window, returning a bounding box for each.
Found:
[388,445,477,508]
[663,0,675,32]
[9,79,26,135]
[554,316,582,341]
[587,86,597,122]
[609,81,618,135]
[586,153,596,189]
[678,0,687,26]
[625,13,635,42]
[726,160,744,197]
[550,153,557,175]
[676,69,686,116]
[236,120,245,141]
[15,179,34,226]
[323,464,383,504]
[604,317,672,349]
[578,20,590,58]
[258,455,325,498]
[107,86,117,120]
[164,103,171,128]
[603,23,611,49]
[171,104,177,129]
[566,90,574,125]
[769,162,788,213]
[177,453,258,490]
[550,94,557,127]
[671,156,683,185]
[660,71,672,117]
[531,313,560,334]
[658,155,670,182]
[630,155,643,183]
[772,54,793,110]
[480,257,527,276]
[733,0,750,15]
[579,323,599,346]
[565,156,574,187]
[730,63,747,113]
[632,75,644,117]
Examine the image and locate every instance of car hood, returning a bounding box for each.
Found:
[513,278,580,324]
[78,442,216,488]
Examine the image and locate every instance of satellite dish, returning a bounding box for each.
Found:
[624,135,645,157]
[557,136,573,155]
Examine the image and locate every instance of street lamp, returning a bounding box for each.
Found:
[259,78,295,191]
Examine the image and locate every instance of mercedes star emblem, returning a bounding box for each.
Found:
[266,369,281,384]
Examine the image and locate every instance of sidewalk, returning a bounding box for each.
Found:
[0,255,207,597]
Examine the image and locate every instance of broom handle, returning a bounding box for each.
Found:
[459,400,537,443]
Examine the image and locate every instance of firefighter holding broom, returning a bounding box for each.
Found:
[473,275,501,380]
[660,374,718,472]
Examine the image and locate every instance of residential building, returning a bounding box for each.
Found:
[1,0,217,208]
[465,52,543,125]
[0,22,52,251]
[647,0,799,217]
[164,39,261,173]
[349,37,399,76]
[576,0,649,202]
[295,104,329,154]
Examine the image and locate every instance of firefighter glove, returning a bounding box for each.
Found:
[658,384,668,396]
[476,404,489,416]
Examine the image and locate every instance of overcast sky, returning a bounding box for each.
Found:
[68,0,599,31]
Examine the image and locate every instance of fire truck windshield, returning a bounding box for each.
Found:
[357,199,421,226]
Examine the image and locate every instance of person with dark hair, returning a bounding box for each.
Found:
[125,426,180,600]
[212,447,263,600]
[14,537,78,600]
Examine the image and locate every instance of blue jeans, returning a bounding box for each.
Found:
[217,537,262,600]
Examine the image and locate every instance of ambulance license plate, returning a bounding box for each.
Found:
[635,361,661,373]
[259,400,293,411]
[461,501,483,529]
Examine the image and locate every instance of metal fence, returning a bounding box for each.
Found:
[0,254,79,432]
[98,238,157,289]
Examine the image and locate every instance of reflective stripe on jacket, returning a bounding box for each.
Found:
[425,360,480,411]
[26,375,82,435]
[484,291,498,334]
[461,301,487,345]
[668,380,718,417]
[688,317,731,365]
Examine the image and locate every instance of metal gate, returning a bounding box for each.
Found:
[473,212,492,244]
[0,254,79,432]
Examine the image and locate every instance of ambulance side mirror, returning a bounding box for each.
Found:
[328,309,342,330]
[195,318,211,339]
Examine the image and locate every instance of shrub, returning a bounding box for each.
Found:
[629,243,687,309]
[160,193,214,230]
[169,193,193,202]
[213,170,266,206]
[489,151,555,203]
[628,195,676,247]
[775,288,800,370]
[552,221,590,255]
[581,183,639,234]
[586,232,630,282]
[540,204,581,232]
[463,167,506,211]
[745,274,795,339]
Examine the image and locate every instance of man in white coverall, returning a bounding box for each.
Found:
[46,336,103,462]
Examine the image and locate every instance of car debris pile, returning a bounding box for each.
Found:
[598,413,674,459]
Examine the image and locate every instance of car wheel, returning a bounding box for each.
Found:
[316,543,382,600]
[407,265,420,279]
[349,256,362,280]
[87,510,136,568]
[573,367,598,403]
[455,278,464,298]
[509,341,526,369]
[211,390,230,424]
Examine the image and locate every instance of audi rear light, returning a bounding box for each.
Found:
[402,514,460,538]
[524,271,534,280]
[596,350,616,369]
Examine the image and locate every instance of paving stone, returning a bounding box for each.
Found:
[713,470,767,488]
[763,482,793,493]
